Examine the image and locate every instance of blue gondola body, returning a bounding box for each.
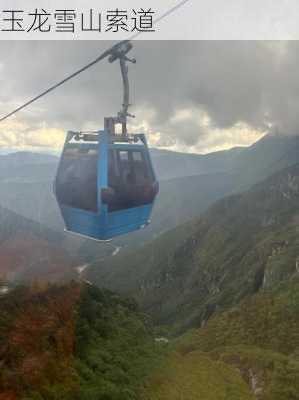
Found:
[54,130,158,241]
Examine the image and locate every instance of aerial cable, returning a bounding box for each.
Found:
[0,47,114,123]
[0,0,192,123]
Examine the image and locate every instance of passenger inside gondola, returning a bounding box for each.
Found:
[56,147,98,212]
[102,148,158,212]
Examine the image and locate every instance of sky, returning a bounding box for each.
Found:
[0,40,298,154]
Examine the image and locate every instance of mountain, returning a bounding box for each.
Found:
[151,133,299,184]
[1,132,299,262]
[0,282,161,400]
[0,151,58,167]
[231,133,299,190]
[0,151,57,181]
[0,150,239,260]
[108,171,237,245]
[142,279,299,400]
[150,146,244,180]
[0,206,76,282]
[1,278,299,399]
[0,135,299,227]
[87,162,299,332]
[2,136,299,399]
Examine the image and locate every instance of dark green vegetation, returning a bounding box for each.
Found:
[2,133,299,398]
[141,351,255,400]
[74,285,163,400]
[142,280,299,400]
[88,162,299,333]
[2,280,299,399]
[0,283,163,400]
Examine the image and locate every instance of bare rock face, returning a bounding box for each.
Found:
[248,368,264,399]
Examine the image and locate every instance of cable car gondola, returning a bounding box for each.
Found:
[54,41,159,240]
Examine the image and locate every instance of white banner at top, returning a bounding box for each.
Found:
[0,0,298,40]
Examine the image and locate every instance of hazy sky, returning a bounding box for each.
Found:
[0,40,298,154]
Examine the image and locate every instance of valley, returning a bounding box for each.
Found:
[1,132,299,399]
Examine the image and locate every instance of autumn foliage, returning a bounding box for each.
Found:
[0,283,160,400]
[0,282,81,399]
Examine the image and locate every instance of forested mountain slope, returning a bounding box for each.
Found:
[0,283,162,400]
[0,206,75,282]
[142,280,299,400]
[88,162,299,332]
[2,280,299,400]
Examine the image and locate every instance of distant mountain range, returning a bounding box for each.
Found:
[151,133,299,184]
[1,132,299,270]
[1,133,299,260]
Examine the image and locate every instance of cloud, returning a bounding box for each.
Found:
[0,41,298,153]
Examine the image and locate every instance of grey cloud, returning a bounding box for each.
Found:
[0,41,299,151]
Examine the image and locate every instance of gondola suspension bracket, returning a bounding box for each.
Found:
[104,41,136,139]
